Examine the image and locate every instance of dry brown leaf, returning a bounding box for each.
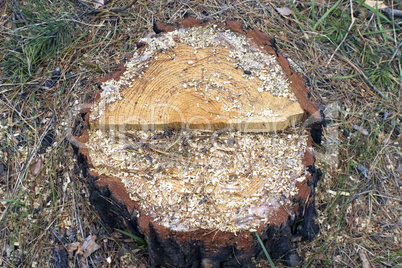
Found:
[30,159,43,176]
[66,241,81,253]
[76,235,101,259]
[276,7,293,16]
[93,0,105,9]
[364,0,388,9]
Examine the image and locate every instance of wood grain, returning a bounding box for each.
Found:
[91,40,304,132]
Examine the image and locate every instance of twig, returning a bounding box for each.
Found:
[326,0,355,67]
[339,185,372,209]
[150,147,170,156]
[97,19,117,56]
[109,0,137,12]
[0,82,38,87]
[167,5,185,23]
[382,8,402,19]
[389,41,402,64]
[205,1,254,19]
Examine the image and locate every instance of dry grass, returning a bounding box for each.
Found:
[0,0,400,267]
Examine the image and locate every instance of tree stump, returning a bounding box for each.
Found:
[71,18,323,267]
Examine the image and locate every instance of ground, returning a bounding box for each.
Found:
[0,0,401,267]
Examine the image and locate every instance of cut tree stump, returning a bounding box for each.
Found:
[71,18,323,267]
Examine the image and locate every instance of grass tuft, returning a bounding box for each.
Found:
[1,1,80,83]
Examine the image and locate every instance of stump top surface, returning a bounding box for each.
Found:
[83,22,314,234]
[86,128,308,232]
[90,25,304,132]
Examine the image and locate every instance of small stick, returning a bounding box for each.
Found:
[150,146,170,156]
[110,1,137,12]
[389,41,402,64]
[382,8,402,19]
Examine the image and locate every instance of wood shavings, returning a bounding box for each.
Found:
[86,128,309,232]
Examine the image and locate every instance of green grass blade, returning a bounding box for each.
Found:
[360,29,397,36]
[0,199,26,207]
[288,1,306,33]
[114,228,147,247]
[332,74,359,79]
[255,231,276,268]
[311,0,316,20]
[313,0,343,31]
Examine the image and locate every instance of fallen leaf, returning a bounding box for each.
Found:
[30,159,43,175]
[35,67,44,75]
[76,235,101,259]
[93,0,105,9]
[276,7,293,16]
[364,0,388,9]
[4,243,11,257]
[66,242,81,253]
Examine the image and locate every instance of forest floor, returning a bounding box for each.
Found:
[0,0,401,267]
